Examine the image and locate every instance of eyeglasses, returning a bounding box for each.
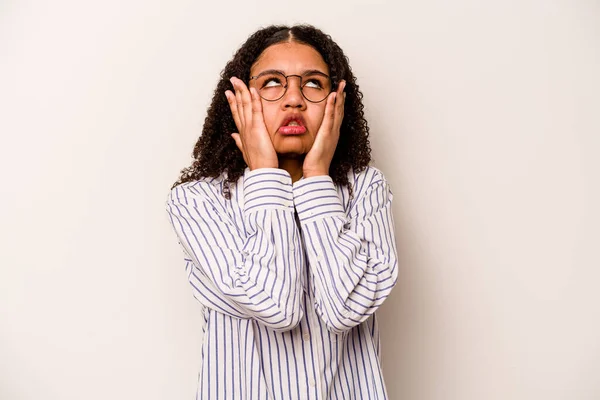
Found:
[249,70,332,103]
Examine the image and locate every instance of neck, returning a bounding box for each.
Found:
[278,156,303,183]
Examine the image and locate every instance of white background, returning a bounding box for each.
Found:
[1,0,599,399]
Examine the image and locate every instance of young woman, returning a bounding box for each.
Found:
[166,24,398,400]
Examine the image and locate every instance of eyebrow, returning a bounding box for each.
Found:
[255,69,329,77]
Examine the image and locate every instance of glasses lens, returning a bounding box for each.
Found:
[255,72,287,101]
[301,74,331,102]
[253,72,332,102]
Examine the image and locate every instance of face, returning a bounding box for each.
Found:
[249,42,330,158]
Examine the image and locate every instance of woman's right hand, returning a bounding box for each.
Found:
[225,77,278,170]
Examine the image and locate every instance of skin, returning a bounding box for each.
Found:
[225,42,346,183]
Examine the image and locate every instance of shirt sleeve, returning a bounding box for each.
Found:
[292,169,398,334]
[166,168,304,332]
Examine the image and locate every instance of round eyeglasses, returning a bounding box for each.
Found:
[249,71,332,103]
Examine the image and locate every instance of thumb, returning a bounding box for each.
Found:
[231,133,248,164]
[231,133,243,151]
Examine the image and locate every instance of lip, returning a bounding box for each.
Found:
[278,115,307,135]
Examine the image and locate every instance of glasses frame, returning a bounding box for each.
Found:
[249,71,334,103]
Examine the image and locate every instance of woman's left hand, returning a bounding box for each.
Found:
[302,80,346,178]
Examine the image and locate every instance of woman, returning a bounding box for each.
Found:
[166,24,398,399]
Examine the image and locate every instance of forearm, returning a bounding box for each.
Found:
[293,172,398,333]
[166,169,305,331]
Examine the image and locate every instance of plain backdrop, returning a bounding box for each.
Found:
[1,0,599,399]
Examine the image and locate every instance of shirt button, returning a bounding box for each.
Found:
[309,378,316,387]
[316,254,323,262]
[303,333,310,341]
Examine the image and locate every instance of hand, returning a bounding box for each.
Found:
[225,77,278,170]
[302,80,346,178]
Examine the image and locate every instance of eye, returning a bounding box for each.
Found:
[303,79,323,89]
[263,78,283,88]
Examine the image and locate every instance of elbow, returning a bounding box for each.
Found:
[254,295,304,332]
[271,310,304,332]
[261,307,304,332]
[319,297,387,334]
[324,321,352,335]
[317,303,363,334]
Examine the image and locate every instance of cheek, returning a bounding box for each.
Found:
[260,103,279,136]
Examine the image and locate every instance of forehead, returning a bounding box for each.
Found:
[250,42,329,75]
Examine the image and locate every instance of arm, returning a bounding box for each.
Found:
[166,168,304,331]
[293,168,398,333]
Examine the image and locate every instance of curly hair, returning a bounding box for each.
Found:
[172,24,372,197]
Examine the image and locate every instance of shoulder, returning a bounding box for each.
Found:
[347,166,390,195]
[166,174,227,208]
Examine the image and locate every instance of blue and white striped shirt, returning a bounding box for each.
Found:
[166,166,398,399]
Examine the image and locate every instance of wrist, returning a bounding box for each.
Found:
[250,165,278,171]
[249,159,279,170]
[302,169,329,178]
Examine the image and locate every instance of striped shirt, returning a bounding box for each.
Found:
[166,166,398,399]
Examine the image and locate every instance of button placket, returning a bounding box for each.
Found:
[306,290,326,400]
[299,296,319,399]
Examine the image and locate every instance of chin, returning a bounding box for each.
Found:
[274,138,311,156]
[277,152,306,160]
[275,146,306,158]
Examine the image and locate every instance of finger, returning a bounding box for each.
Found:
[318,92,337,138]
[237,80,253,130]
[231,78,246,128]
[225,90,242,131]
[337,80,346,107]
[337,80,346,95]
[327,80,344,130]
[334,81,346,126]
[250,87,265,127]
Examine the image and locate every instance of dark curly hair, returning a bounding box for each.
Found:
[172,24,372,197]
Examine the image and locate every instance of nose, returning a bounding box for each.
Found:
[281,75,306,109]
